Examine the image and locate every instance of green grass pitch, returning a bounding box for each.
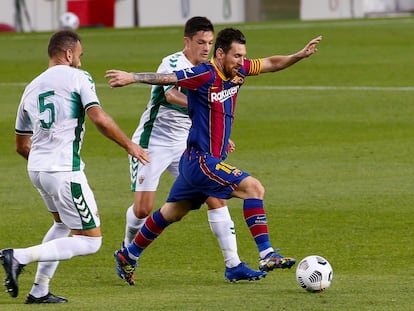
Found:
[0,17,413,310]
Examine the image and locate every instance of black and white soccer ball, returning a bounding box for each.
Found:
[296,255,333,292]
[59,12,80,30]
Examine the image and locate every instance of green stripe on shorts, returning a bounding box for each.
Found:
[71,182,96,230]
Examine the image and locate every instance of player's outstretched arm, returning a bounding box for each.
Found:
[104,70,135,87]
[87,106,150,164]
[105,70,178,87]
[261,35,322,73]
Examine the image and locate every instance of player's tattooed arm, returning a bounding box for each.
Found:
[132,72,178,85]
[105,70,177,87]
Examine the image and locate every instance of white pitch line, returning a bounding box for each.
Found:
[0,83,413,92]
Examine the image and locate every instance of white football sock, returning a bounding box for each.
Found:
[30,221,70,297]
[13,235,102,265]
[208,206,241,268]
[124,204,147,246]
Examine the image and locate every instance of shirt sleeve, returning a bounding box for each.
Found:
[175,64,213,90]
[15,102,33,135]
[79,70,100,110]
[157,55,176,93]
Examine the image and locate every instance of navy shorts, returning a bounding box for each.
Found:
[166,149,250,209]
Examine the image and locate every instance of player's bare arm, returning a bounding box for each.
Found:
[105,70,178,87]
[105,70,135,87]
[261,35,322,73]
[131,72,178,85]
[165,87,188,108]
[15,134,32,160]
[87,106,150,164]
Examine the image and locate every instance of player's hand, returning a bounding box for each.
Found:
[300,35,323,58]
[128,143,150,165]
[105,70,135,87]
[227,139,236,153]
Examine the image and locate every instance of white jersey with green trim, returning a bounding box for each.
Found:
[132,51,193,148]
[15,65,100,172]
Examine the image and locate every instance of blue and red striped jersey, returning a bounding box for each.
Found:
[175,58,262,159]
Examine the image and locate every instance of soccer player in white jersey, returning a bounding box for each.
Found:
[0,30,149,304]
[115,16,265,285]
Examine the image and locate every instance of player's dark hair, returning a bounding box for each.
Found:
[184,16,214,38]
[214,28,246,54]
[48,30,81,58]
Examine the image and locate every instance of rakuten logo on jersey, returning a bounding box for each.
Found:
[210,85,239,102]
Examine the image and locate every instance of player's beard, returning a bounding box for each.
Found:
[70,60,80,69]
[227,67,239,79]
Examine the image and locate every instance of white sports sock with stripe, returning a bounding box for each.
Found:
[208,206,241,268]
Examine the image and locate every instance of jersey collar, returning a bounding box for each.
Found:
[211,58,229,81]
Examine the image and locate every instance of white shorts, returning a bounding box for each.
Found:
[28,171,100,230]
[129,144,185,192]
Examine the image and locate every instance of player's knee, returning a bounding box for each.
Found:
[85,236,102,254]
[133,204,153,218]
[246,177,265,199]
[76,235,102,255]
[90,236,102,253]
[253,180,265,198]
[133,193,155,218]
[73,235,102,256]
[160,202,190,222]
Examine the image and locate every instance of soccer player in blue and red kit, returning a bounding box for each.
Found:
[106,28,322,284]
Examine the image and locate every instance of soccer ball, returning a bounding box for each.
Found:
[59,12,80,30]
[296,255,333,292]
